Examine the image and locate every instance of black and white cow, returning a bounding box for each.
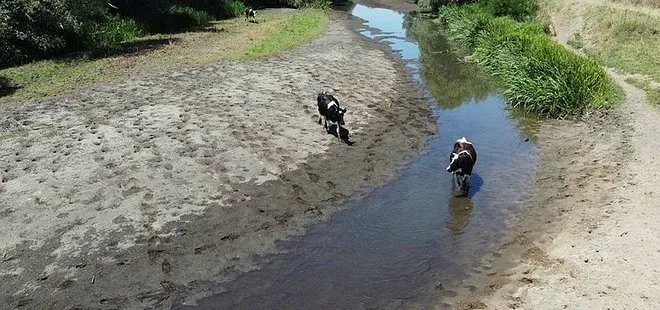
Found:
[446,137,477,194]
[245,8,257,22]
[317,91,346,138]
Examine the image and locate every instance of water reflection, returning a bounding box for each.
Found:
[403,13,501,110]
[447,195,473,236]
[333,0,357,12]
[181,4,539,309]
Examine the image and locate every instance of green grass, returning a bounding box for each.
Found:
[0,58,105,99]
[609,0,660,9]
[0,9,328,101]
[228,10,327,59]
[584,6,659,81]
[647,87,660,105]
[625,77,660,105]
[567,32,585,49]
[436,4,618,118]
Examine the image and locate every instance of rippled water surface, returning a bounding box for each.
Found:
[178,4,538,309]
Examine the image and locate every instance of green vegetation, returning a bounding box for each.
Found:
[404,14,501,109]
[0,10,328,100]
[625,77,660,105]
[566,32,585,49]
[434,1,618,117]
[153,5,214,33]
[292,0,333,9]
[647,87,660,106]
[0,0,330,70]
[223,0,249,17]
[584,6,659,81]
[480,0,538,21]
[230,10,326,59]
[609,0,660,9]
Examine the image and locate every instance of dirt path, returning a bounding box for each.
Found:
[446,1,660,309]
[449,74,660,310]
[0,12,435,309]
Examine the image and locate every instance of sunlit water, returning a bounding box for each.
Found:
[177,4,538,309]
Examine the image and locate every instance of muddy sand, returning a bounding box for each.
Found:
[0,12,435,309]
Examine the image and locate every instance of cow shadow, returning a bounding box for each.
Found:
[327,124,354,146]
[467,173,483,199]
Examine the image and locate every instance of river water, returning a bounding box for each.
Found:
[177,3,538,309]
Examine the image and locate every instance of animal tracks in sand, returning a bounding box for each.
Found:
[0,18,436,309]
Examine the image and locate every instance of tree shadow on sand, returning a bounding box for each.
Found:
[85,38,182,60]
[0,76,21,98]
[327,124,355,146]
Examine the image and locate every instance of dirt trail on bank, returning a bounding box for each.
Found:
[446,1,660,309]
[0,12,435,309]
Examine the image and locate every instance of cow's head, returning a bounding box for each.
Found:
[338,107,346,125]
[446,151,471,173]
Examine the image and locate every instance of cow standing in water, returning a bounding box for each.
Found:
[317,91,346,139]
[446,137,477,196]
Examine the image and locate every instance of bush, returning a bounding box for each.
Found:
[474,31,616,116]
[418,0,477,13]
[0,0,86,68]
[87,16,144,47]
[438,5,493,50]
[437,4,617,117]
[296,0,332,9]
[150,5,213,33]
[221,0,247,18]
[478,0,537,21]
[169,0,246,19]
[0,0,145,68]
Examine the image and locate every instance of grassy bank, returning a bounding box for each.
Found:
[228,11,326,59]
[545,0,659,105]
[434,2,619,117]
[0,9,327,101]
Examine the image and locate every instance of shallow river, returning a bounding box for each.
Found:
[177,4,538,309]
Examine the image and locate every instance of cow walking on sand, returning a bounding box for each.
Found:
[317,91,347,139]
[245,8,257,23]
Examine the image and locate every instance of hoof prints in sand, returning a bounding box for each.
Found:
[0,21,435,309]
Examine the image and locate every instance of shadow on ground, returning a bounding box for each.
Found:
[0,76,20,98]
[87,38,182,59]
[327,124,355,145]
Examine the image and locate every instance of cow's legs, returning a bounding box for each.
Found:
[336,124,341,138]
[323,116,328,129]
[318,115,322,125]
[454,173,461,188]
[462,175,470,191]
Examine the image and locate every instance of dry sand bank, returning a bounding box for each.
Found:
[0,13,436,309]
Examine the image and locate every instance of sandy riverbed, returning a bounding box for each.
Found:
[0,12,435,309]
